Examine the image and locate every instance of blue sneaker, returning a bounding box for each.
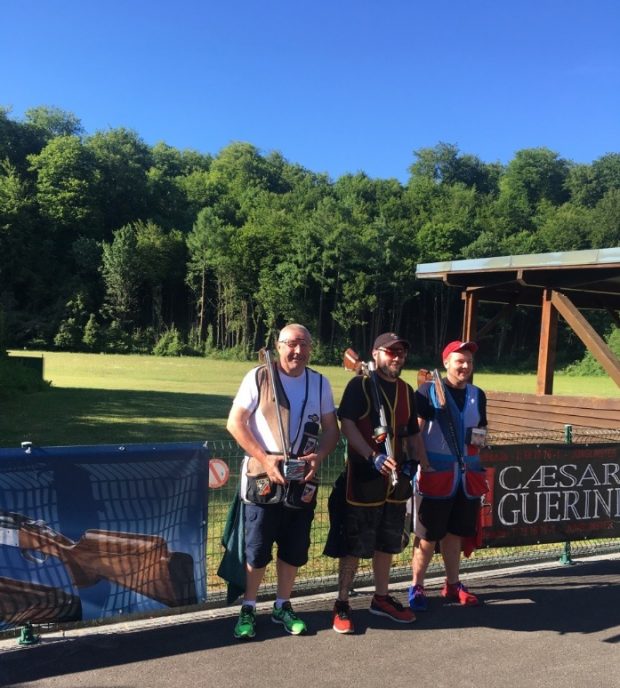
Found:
[408,584,428,612]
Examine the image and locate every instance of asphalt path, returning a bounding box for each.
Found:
[1,554,618,688]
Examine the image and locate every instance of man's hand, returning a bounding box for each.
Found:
[263,454,285,485]
[371,453,398,476]
[297,452,321,482]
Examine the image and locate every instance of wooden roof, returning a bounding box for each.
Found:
[415,247,620,393]
[416,247,620,310]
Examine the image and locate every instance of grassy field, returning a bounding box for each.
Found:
[1,350,618,448]
[2,350,618,598]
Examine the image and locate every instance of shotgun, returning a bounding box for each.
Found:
[431,368,447,409]
[259,347,305,481]
[0,510,197,607]
[430,368,464,469]
[343,348,397,487]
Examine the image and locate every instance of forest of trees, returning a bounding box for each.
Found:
[1,105,618,366]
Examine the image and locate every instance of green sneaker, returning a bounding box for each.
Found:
[271,601,307,635]
[234,604,256,639]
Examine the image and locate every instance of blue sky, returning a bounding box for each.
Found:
[2,1,619,182]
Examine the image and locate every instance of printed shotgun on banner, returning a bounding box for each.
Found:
[0,510,197,607]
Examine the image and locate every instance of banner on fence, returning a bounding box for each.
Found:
[0,442,209,630]
[480,443,620,546]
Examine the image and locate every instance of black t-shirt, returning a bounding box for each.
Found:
[338,374,420,436]
[415,381,488,427]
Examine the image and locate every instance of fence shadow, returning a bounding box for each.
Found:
[411,559,620,636]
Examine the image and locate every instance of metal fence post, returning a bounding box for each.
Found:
[559,424,575,565]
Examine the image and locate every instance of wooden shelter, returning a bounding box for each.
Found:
[415,247,620,437]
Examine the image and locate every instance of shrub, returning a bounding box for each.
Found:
[152,326,192,357]
[82,314,101,351]
[206,344,252,361]
[563,328,620,376]
[54,317,83,350]
[102,320,132,353]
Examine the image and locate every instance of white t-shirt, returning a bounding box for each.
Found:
[232,366,336,454]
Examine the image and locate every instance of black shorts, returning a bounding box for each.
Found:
[414,485,479,542]
[323,472,408,559]
[244,502,314,568]
[342,501,407,558]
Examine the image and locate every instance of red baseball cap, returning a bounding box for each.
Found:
[442,340,478,361]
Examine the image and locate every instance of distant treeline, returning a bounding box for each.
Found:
[0,105,618,365]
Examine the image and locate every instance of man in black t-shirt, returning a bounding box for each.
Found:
[324,332,428,634]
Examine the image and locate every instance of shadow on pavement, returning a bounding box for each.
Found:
[1,559,618,686]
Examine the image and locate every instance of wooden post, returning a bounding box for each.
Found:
[537,289,558,395]
[462,289,478,342]
[552,291,620,387]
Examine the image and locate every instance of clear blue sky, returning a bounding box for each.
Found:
[2,0,619,182]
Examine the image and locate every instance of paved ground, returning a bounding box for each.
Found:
[1,553,619,688]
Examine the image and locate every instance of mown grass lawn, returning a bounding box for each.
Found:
[2,351,617,597]
[1,350,617,448]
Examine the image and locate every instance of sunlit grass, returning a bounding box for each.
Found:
[2,350,617,449]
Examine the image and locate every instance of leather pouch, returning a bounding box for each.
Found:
[244,456,284,505]
[463,468,489,499]
[283,479,319,509]
[415,469,455,498]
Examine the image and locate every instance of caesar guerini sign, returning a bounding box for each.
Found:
[480,444,620,546]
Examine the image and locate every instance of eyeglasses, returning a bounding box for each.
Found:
[378,347,407,359]
[278,339,311,350]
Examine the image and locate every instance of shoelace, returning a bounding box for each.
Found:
[383,595,404,610]
[280,605,299,620]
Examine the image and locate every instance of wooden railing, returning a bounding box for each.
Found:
[415,369,619,441]
[486,391,620,437]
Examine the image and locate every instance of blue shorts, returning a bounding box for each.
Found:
[244,502,315,569]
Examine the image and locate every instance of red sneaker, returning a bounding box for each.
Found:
[369,594,416,623]
[441,580,479,606]
[332,600,354,634]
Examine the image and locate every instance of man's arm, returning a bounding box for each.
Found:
[407,430,430,471]
[226,404,285,485]
[340,418,397,477]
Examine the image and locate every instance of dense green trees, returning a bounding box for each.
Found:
[0,107,617,364]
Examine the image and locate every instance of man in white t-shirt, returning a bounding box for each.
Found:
[226,323,339,639]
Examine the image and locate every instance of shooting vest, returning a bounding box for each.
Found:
[418,383,483,499]
[240,365,325,502]
[345,376,413,506]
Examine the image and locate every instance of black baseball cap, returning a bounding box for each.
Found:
[373,332,410,350]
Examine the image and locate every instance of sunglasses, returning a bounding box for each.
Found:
[278,339,311,350]
[378,347,407,359]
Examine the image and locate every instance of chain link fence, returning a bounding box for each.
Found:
[487,428,620,445]
[2,430,617,640]
[206,429,620,605]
